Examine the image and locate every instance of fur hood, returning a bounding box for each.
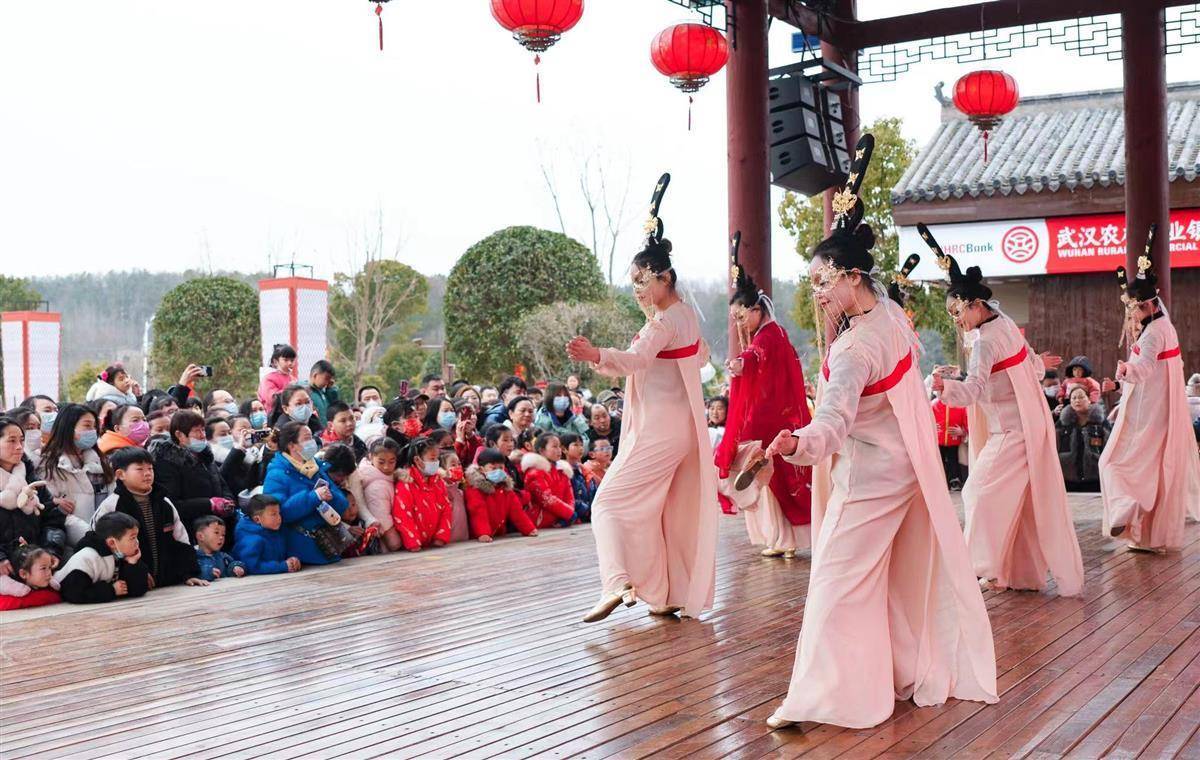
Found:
[520,452,574,478]
[1059,402,1106,428]
[464,463,512,493]
[85,380,136,405]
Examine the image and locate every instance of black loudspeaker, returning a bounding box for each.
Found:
[768,73,849,195]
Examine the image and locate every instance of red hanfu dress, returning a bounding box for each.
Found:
[1101,311,1200,550]
[715,319,813,552]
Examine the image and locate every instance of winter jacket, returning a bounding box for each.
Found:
[391,467,453,551]
[453,434,483,470]
[302,382,341,426]
[233,518,291,575]
[51,530,151,604]
[1056,404,1110,486]
[152,441,235,544]
[931,399,969,447]
[1058,356,1103,404]
[196,547,246,581]
[0,456,66,564]
[39,448,112,547]
[220,445,267,499]
[92,482,199,587]
[532,408,590,440]
[352,461,398,532]
[520,453,576,529]
[481,402,509,430]
[257,369,296,412]
[262,454,348,565]
[85,380,137,406]
[0,574,61,610]
[463,465,535,538]
[566,461,597,522]
[97,431,141,455]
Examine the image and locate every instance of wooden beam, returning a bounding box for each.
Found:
[834,0,1190,52]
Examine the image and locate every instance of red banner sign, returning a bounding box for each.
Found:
[1045,208,1200,274]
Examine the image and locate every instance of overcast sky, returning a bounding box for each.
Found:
[1,1,1197,285]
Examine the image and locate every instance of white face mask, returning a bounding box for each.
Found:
[1044,387,1059,398]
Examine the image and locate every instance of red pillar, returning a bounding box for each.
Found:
[726,0,771,356]
[1122,9,1171,306]
[820,0,859,347]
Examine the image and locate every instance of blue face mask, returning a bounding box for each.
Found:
[289,405,313,423]
[249,411,268,429]
[300,439,320,461]
[214,435,234,449]
[553,396,571,414]
[188,438,209,454]
[75,430,98,450]
[41,412,57,433]
[485,468,507,484]
[421,460,440,476]
[221,403,239,416]
[437,412,457,430]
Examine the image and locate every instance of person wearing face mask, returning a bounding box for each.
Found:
[533,383,591,441]
[218,415,267,498]
[763,139,996,732]
[924,223,1082,598]
[421,396,458,437]
[1040,370,1062,411]
[151,410,237,547]
[38,404,115,547]
[390,437,453,552]
[565,173,718,625]
[9,408,45,462]
[0,416,67,572]
[1099,233,1200,547]
[205,418,236,466]
[262,421,350,565]
[98,404,151,454]
[203,389,240,420]
[271,385,322,437]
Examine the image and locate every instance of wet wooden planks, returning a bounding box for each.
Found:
[1,494,1197,759]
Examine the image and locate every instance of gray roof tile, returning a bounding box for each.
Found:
[891,82,1200,204]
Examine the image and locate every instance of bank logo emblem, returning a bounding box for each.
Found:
[1001,226,1038,263]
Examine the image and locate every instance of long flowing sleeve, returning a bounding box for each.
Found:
[940,335,998,409]
[782,348,870,466]
[592,315,676,378]
[1119,325,1164,384]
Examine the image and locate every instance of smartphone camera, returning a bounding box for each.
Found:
[200,366,214,377]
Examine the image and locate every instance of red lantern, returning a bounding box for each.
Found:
[952,69,1019,164]
[651,23,729,131]
[491,0,584,103]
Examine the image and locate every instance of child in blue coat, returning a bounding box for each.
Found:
[233,495,299,575]
[261,421,349,566]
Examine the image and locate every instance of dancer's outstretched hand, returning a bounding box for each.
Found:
[566,336,600,364]
[766,430,798,459]
[1040,352,1063,371]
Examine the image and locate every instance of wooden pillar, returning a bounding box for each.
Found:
[1122,9,1171,306]
[820,0,859,348]
[725,0,771,356]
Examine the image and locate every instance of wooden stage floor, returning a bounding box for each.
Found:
[1,494,1198,759]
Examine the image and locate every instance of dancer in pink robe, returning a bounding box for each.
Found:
[765,136,997,731]
[567,173,718,623]
[1101,227,1200,551]
[922,224,1084,597]
[716,232,812,557]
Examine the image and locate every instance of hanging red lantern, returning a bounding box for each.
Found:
[651,23,729,131]
[952,69,1019,164]
[491,0,584,103]
[369,0,391,52]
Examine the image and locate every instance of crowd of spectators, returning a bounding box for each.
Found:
[0,347,623,609]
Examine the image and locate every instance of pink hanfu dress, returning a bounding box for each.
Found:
[940,313,1084,596]
[771,300,997,729]
[1101,312,1200,550]
[589,301,719,618]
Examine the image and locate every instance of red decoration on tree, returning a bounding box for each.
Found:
[650,23,729,131]
[491,0,584,104]
[952,69,1019,164]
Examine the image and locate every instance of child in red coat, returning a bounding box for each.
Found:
[931,392,969,490]
[464,448,537,543]
[519,434,576,529]
[391,437,453,552]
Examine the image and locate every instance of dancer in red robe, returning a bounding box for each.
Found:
[715,232,813,557]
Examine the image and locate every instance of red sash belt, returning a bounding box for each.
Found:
[656,341,699,360]
[821,350,914,397]
[990,345,1027,374]
[1132,344,1181,360]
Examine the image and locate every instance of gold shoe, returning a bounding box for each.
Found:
[649,605,682,617]
[761,548,785,557]
[782,549,796,559]
[766,716,797,730]
[582,584,636,623]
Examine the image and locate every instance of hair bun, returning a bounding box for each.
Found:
[852,224,876,252]
[965,266,983,283]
